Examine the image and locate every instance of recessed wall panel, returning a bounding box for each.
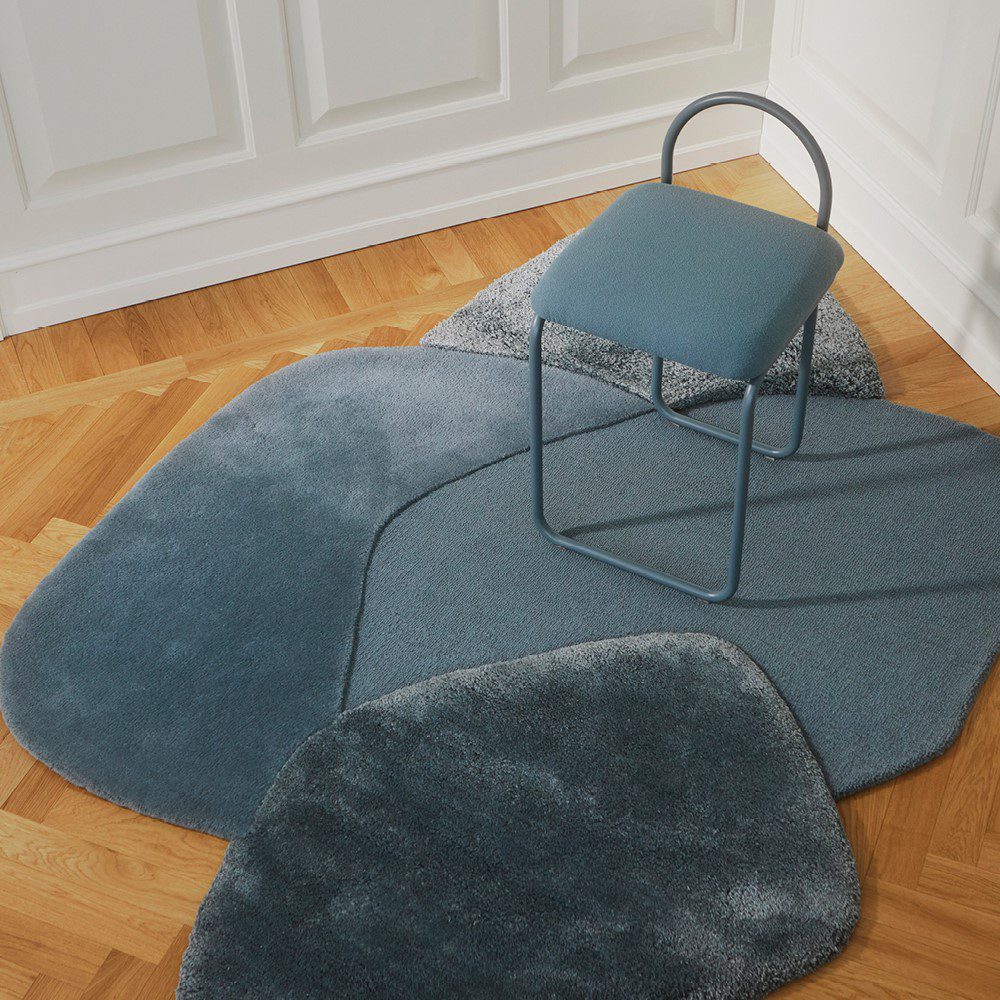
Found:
[284,0,505,140]
[796,0,961,180]
[550,0,739,85]
[0,0,248,201]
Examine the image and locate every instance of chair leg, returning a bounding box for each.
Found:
[531,315,760,602]
[651,306,817,460]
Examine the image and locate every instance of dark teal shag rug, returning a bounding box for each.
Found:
[176,633,860,1000]
[1,348,997,837]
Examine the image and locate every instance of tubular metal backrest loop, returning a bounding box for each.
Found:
[661,91,833,231]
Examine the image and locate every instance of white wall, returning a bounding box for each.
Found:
[762,0,1000,393]
[0,0,775,335]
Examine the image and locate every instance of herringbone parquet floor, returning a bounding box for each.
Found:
[0,156,998,999]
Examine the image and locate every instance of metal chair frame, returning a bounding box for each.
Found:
[530,91,834,602]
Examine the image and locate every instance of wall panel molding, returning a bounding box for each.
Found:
[283,0,509,143]
[0,0,252,206]
[549,0,742,88]
[0,0,776,335]
[762,0,1000,393]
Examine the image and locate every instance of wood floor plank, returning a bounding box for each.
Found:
[107,367,261,507]
[0,955,35,1000]
[77,951,156,1000]
[53,380,206,529]
[773,952,960,999]
[216,275,285,339]
[29,520,88,558]
[184,284,246,348]
[12,331,67,394]
[837,782,894,882]
[22,975,85,1000]
[355,235,448,300]
[978,832,1000,873]
[41,786,226,886]
[418,228,483,285]
[178,279,487,379]
[0,811,209,925]
[0,409,105,535]
[117,306,170,367]
[0,533,61,608]
[452,218,517,277]
[289,259,351,321]
[0,337,30,401]
[0,853,182,964]
[0,387,192,537]
[867,752,955,887]
[862,879,1000,984]
[0,904,110,990]
[843,916,999,1000]
[251,269,316,331]
[0,736,35,804]
[542,194,605,235]
[131,928,190,1000]
[0,417,55,475]
[1,764,68,824]
[927,665,1000,864]
[918,854,1000,918]
[82,313,142,377]
[322,250,383,311]
[0,360,187,426]
[140,295,208,358]
[480,205,567,272]
[45,323,102,385]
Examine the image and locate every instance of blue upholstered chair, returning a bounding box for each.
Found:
[529,92,844,602]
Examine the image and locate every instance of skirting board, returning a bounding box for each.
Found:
[760,86,1000,396]
[0,92,766,336]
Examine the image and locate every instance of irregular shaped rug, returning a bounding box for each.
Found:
[0,350,644,836]
[352,393,1000,798]
[1,349,996,837]
[177,633,860,1000]
[422,234,883,406]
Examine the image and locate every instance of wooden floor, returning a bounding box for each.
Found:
[0,155,997,999]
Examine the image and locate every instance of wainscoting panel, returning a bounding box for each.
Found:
[0,0,250,204]
[549,0,740,86]
[762,0,1000,392]
[283,0,506,140]
[0,0,774,334]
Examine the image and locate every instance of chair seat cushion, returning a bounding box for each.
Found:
[531,183,844,382]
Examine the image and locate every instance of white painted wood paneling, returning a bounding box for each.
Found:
[0,0,774,334]
[762,0,1000,392]
[284,0,506,140]
[550,0,741,86]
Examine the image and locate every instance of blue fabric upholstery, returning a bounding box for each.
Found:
[531,183,845,382]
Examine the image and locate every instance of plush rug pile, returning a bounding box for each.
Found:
[1,233,997,999]
[421,235,883,407]
[2,351,997,838]
[177,633,859,1000]
[351,389,1000,800]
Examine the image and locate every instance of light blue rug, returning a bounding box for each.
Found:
[351,392,1000,799]
[177,633,859,1000]
[1,348,996,836]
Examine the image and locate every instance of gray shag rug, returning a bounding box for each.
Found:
[177,633,860,1000]
[1,349,997,838]
[421,235,883,408]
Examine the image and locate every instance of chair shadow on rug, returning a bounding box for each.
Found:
[1,351,996,837]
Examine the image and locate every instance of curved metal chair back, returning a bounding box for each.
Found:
[660,91,833,231]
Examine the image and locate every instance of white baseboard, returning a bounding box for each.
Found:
[760,85,1000,396]
[0,91,765,335]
